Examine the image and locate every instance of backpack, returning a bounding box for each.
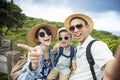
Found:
[86,40,97,80]
[54,45,75,68]
[10,56,27,80]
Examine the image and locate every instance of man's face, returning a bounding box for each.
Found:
[69,18,90,43]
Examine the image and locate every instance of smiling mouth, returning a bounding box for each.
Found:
[75,33,82,38]
[44,38,50,42]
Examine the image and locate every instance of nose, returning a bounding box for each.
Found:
[74,27,79,32]
[45,33,49,37]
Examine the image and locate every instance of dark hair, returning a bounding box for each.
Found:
[35,27,52,39]
[59,29,72,38]
[70,17,88,25]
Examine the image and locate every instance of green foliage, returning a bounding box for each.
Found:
[4,16,120,56]
[91,29,120,54]
[0,0,26,36]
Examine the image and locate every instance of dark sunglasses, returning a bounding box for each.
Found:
[58,36,70,41]
[69,24,83,32]
[38,31,51,37]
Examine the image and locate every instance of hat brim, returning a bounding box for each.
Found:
[64,14,94,33]
[27,23,57,45]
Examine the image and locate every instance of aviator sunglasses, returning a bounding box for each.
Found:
[38,31,52,37]
[59,36,71,41]
[69,24,84,32]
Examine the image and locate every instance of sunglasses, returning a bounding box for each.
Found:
[38,31,51,37]
[58,36,71,41]
[69,24,83,32]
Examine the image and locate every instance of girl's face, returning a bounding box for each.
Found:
[59,31,71,48]
[37,28,52,46]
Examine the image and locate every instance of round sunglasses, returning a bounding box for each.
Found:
[58,36,71,41]
[38,31,51,37]
[69,24,83,32]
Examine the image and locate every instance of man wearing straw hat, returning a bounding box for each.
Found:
[64,13,120,80]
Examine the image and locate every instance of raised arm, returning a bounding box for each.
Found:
[103,45,120,80]
[17,43,43,70]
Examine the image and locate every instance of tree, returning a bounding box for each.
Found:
[0,0,26,36]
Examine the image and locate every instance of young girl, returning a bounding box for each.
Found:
[47,28,76,80]
[17,23,57,80]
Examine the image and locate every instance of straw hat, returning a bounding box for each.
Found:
[64,13,94,33]
[27,23,57,45]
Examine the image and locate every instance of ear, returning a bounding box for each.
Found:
[86,25,90,33]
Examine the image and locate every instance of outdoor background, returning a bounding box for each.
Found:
[0,0,120,79]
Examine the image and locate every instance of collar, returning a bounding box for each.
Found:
[77,35,94,49]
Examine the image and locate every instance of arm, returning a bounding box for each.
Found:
[72,62,76,72]
[17,44,43,80]
[70,62,76,76]
[17,44,42,70]
[53,42,61,53]
[70,55,77,76]
[17,59,42,80]
[103,45,120,80]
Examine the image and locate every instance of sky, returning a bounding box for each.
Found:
[13,0,120,36]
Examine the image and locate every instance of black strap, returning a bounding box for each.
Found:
[54,46,75,68]
[86,40,97,80]
[54,47,63,66]
[69,45,75,68]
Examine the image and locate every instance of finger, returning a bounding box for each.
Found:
[31,59,40,63]
[29,56,41,63]
[29,53,41,57]
[17,43,33,51]
[29,57,40,61]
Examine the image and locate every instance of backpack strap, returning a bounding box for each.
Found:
[86,40,97,80]
[69,45,75,68]
[54,47,63,66]
[54,45,75,68]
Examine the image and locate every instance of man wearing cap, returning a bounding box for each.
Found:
[64,13,120,80]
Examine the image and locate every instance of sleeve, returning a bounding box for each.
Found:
[17,55,42,80]
[92,41,115,68]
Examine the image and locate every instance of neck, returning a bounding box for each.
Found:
[64,45,70,49]
[41,45,50,60]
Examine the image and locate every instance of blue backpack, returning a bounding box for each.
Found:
[54,45,75,68]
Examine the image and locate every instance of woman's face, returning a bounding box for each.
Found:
[69,18,90,44]
[37,28,52,46]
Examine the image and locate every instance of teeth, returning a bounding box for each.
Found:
[76,34,81,37]
[45,39,49,41]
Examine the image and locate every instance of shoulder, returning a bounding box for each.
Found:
[50,49,55,55]
[92,40,108,48]
[91,40,113,55]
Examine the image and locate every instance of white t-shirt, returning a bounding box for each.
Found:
[69,35,114,80]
